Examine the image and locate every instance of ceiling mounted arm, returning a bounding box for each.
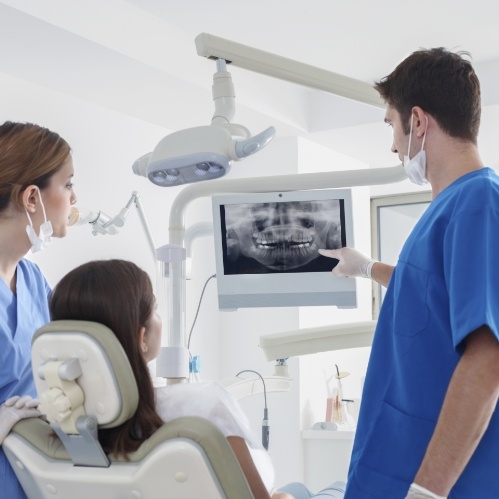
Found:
[211,58,237,127]
[195,33,385,109]
[210,58,276,158]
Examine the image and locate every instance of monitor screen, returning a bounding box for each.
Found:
[212,189,357,310]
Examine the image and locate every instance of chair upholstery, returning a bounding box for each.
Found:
[3,320,254,499]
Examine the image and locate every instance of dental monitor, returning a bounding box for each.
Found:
[212,189,357,310]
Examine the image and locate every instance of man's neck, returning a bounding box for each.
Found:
[426,136,484,198]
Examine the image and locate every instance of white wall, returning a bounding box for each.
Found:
[0,73,175,285]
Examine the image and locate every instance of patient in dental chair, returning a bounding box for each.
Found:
[49,259,345,499]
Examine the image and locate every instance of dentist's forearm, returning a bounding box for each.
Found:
[370,262,394,288]
[414,326,499,496]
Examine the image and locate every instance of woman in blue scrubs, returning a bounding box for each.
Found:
[320,48,499,498]
[0,121,77,499]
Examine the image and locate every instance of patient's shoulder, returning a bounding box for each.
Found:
[154,381,250,439]
[155,382,233,420]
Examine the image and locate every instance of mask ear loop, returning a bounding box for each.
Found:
[420,115,428,151]
[407,114,414,158]
[35,186,48,224]
[407,114,428,157]
[25,209,35,229]
[25,186,52,251]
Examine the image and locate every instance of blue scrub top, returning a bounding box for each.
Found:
[345,168,499,499]
[0,259,51,499]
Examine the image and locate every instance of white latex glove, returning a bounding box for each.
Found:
[405,483,447,499]
[0,395,42,445]
[318,247,376,279]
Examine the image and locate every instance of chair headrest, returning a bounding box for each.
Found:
[32,320,139,429]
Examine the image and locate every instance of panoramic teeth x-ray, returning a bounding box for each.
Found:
[223,200,343,273]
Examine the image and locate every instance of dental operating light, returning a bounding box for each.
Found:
[132,58,276,187]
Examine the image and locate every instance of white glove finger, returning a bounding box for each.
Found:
[18,408,42,420]
[24,399,40,409]
[14,395,34,409]
[318,249,340,259]
[4,396,20,407]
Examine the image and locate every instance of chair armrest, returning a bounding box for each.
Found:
[11,418,69,460]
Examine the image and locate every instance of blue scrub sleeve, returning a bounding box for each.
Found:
[444,208,499,349]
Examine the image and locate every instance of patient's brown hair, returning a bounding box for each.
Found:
[50,259,164,457]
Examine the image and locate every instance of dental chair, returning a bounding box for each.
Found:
[3,320,254,499]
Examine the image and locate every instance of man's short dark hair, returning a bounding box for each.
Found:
[375,48,481,143]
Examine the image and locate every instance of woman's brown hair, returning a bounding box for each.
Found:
[0,121,71,213]
[50,259,164,457]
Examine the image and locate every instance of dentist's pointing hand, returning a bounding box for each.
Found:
[318,247,377,279]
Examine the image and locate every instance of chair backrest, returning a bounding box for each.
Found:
[3,320,254,499]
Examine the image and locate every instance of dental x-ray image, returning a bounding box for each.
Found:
[220,199,345,274]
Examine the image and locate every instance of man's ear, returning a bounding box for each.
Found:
[22,185,39,213]
[412,106,428,138]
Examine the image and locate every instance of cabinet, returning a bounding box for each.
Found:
[302,430,355,491]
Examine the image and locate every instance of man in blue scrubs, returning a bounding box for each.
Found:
[320,48,499,498]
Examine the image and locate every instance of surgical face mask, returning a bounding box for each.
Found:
[403,114,428,186]
[25,187,53,253]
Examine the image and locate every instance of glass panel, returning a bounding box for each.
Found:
[371,192,432,318]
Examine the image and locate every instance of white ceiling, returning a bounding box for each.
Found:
[2,0,499,167]
[125,0,499,81]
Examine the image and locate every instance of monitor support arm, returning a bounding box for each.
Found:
[157,165,406,382]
